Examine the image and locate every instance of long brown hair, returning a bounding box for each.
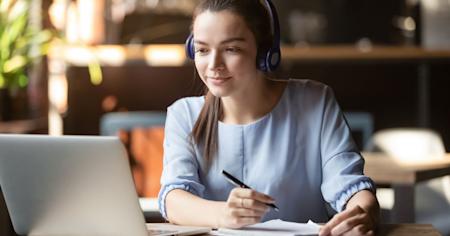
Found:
[191,0,274,163]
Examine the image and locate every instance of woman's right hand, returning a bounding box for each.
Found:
[217,187,275,228]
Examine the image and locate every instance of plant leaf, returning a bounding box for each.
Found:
[7,0,28,23]
[18,72,28,87]
[7,12,28,45]
[0,73,5,88]
[28,30,53,58]
[88,61,103,85]
[32,30,53,44]
[3,55,27,73]
[0,27,12,61]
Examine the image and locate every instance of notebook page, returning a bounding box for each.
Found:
[215,219,320,236]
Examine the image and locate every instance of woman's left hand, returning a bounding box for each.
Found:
[318,205,375,236]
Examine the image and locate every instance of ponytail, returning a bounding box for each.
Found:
[192,91,221,164]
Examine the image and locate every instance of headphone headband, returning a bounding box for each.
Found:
[185,0,281,72]
[260,0,281,72]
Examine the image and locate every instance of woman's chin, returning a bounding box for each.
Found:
[207,85,231,98]
[208,89,227,98]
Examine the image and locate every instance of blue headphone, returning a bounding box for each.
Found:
[185,0,281,72]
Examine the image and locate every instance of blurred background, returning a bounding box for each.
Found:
[1,0,450,235]
[2,0,449,144]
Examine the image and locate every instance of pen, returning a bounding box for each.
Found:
[222,170,279,211]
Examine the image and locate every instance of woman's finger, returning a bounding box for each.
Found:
[241,198,270,211]
[227,195,269,213]
[331,214,367,236]
[228,216,261,228]
[232,188,275,204]
[229,207,267,218]
[341,224,371,236]
[319,206,365,236]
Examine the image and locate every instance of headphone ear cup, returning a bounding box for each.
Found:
[265,48,281,72]
[185,34,195,59]
[258,48,281,72]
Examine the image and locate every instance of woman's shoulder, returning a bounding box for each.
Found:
[167,96,204,119]
[286,78,330,91]
[277,79,338,121]
[285,79,332,100]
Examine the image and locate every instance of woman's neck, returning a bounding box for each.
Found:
[220,78,287,125]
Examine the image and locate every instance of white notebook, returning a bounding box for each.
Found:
[215,219,320,236]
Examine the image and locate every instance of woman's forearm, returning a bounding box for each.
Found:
[165,189,225,227]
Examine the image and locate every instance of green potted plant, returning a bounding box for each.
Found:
[0,0,52,121]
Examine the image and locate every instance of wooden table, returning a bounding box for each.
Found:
[376,224,441,236]
[363,152,450,223]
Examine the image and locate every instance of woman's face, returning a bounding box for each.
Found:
[192,10,260,98]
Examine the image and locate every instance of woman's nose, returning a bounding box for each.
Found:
[208,52,224,71]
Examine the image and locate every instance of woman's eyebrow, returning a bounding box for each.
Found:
[220,37,246,44]
[194,37,246,45]
[194,40,208,45]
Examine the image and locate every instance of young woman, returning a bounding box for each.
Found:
[158,0,379,235]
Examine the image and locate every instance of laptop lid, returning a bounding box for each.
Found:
[0,134,148,236]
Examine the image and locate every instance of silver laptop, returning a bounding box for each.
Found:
[0,134,210,236]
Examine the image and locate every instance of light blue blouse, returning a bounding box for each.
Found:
[158,79,375,223]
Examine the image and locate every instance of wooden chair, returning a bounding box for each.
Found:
[100,111,166,198]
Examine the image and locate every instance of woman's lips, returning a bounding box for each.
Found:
[208,76,231,85]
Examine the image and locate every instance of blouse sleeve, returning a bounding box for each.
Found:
[158,101,205,220]
[319,86,376,213]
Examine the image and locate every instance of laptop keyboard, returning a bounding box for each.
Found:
[148,229,178,235]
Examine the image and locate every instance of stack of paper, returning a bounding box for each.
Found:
[214,219,320,236]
